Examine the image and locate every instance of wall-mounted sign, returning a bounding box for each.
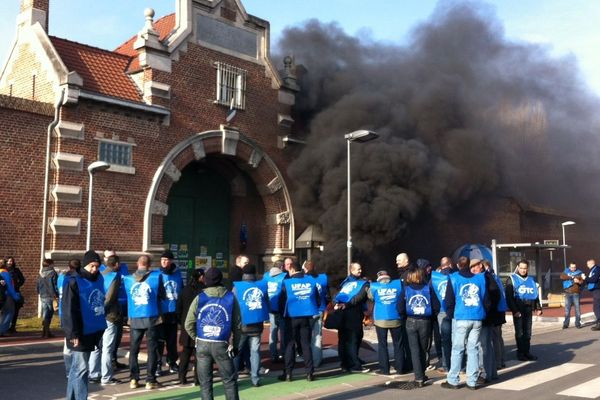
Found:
[196,255,212,269]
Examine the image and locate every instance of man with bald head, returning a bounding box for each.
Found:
[395,253,412,281]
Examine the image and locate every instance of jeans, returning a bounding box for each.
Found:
[234,335,262,384]
[63,339,73,378]
[480,324,497,380]
[196,340,239,400]
[0,297,14,334]
[179,345,199,384]
[492,325,505,368]
[129,325,159,382]
[338,325,361,370]
[88,346,101,379]
[40,298,54,324]
[513,308,533,357]
[100,321,118,382]
[375,325,404,374]
[405,318,432,382]
[437,312,452,371]
[66,350,90,400]
[310,312,323,368]
[564,293,581,327]
[594,290,600,322]
[447,319,482,387]
[269,313,285,360]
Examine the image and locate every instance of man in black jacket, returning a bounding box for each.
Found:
[62,250,106,400]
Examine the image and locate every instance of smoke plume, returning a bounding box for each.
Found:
[277,2,600,273]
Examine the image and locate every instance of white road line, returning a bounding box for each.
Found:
[487,363,594,391]
[557,376,600,399]
[433,359,532,385]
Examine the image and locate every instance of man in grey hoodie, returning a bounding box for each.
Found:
[37,258,58,338]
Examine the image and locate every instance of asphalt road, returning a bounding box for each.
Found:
[1,323,599,400]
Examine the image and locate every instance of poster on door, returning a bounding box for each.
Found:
[195,255,212,269]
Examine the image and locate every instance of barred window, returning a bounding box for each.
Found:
[215,62,247,109]
[98,140,132,166]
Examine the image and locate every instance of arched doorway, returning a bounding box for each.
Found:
[163,160,231,272]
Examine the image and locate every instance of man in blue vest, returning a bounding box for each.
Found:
[88,255,124,385]
[100,249,129,370]
[156,250,183,376]
[266,260,287,363]
[59,259,81,376]
[430,257,453,373]
[505,259,542,361]
[61,250,106,400]
[303,260,329,368]
[334,262,370,373]
[475,260,501,383]
[442,258,490,390]
[124,255,164,390]
[278,260,320,381]
[560,262,584,329]
[367,270,404,375]
[233,264,269,386]
[583,259,600,331]
[185,267,241,400]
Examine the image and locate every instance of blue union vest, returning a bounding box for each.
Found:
[266,273,286,313]
[57,273,67,320]
[405,285,433,317]
[371,280,402,320]
[233,280,269,324]
[450,273,486,320]
[160,268,183,314]
[563,268,583,290]
[431,271,449,313]
[335,278,367,303]
[589,266,599,290]
[124,271,160,318]
[75,275,107,335]
[196,291,235,342]
[284,276,318,317]
[510,273,538,301]
[314,273,329,312]
[492,274,508,312]
[100,263,129,305]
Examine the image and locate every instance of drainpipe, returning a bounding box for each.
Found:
[40,89,65,274]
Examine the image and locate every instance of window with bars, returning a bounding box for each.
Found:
[98,140,132,167]
[215,62,247,109]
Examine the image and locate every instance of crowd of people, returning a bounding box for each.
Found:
[2,249,600,400]
[0,257,25,336]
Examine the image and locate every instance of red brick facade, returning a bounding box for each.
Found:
[0,0,300,315]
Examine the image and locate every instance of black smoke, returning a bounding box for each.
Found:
[276,2,600,274]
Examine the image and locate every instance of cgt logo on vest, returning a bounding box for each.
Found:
[459,283,480,307]
[131,282,152,306]
[200,304,228,338]
[243,287,264,310]
[518,286,535,295]
[437,281,447,300]
[164,280,178,301]
[88,289,105,317]
[291,282,312,300]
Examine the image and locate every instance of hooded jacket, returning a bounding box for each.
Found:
[128,269,165,329]
[37,266,58,300]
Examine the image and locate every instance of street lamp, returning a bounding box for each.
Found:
[344,130,378,275]
[86,161,110,250]
[561,220,576,268]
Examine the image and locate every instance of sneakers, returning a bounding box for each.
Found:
[88,377,101,384]
[145,381,161,390]
[259,367,270,375]
[129,379,140,389]
[101,378,121,386]
[169,363,179,373]
[349,367,370,373]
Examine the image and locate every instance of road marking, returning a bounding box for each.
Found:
[487,363,593,391]
[433,359,532,385]
[557,376,600,398]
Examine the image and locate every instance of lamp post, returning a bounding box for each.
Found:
[86,161,110,250]
[561,220,576,268]
[344,130,378,275]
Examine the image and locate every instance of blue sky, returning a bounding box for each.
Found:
[1,0,599,94]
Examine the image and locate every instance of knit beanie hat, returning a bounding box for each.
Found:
[82,250,101,267]
[242,264,256,275]
[204,267,223,287]
[161,250,175,259]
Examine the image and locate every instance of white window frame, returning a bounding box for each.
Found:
[214,61,247,110]
[96,138,136,174]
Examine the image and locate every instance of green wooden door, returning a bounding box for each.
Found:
[163,164,230,270]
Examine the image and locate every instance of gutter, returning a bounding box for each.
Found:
[40,89,65,273]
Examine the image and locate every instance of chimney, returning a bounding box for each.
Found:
[18,0,49,31]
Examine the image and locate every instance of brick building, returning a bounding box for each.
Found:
[0,0,302,315]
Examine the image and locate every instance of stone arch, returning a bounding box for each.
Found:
[143,128,295,261]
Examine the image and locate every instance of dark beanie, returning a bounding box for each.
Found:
[204,267,223,287]
[161,250,175,259]
[242,264,256,275]
[82,250,101,267]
